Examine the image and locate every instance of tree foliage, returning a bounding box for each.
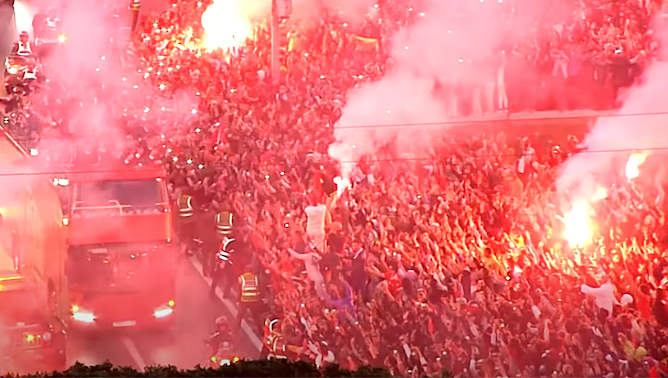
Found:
[12,359,399,378]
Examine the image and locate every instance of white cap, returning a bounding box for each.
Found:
[621,293,634,306]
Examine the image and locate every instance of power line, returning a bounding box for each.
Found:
[0,145,663,177]
[332,110,668,130]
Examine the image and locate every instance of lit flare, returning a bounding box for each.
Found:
[201,0,252,51]
[625,152,647,181]
[333,176,351,196]
[563,203,592,248]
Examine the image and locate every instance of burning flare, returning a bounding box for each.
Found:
[563,203,592,248]
[625,152,648,181]
[333,176,351,196]
[201,0,252,51]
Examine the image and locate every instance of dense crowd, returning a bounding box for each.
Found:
[506,0,666,111]
[4,0,668,376]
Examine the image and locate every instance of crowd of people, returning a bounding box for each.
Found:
[4,0,668,376]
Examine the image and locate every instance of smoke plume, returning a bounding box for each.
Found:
[555,18,668,203]
[328,0,511,180]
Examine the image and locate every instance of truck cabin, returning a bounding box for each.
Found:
[0,273,66,374]
[55,166,175,296]
[0,274,56,348]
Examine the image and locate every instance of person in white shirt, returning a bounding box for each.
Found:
[304,201,327,251]
[581,280,619,318]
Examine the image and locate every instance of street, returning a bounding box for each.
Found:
[65,255,262,371]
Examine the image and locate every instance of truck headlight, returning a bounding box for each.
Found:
[220,359,231,366]
[153,301,175,318]
[72,311,95,323]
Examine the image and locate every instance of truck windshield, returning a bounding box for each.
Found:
[67,243,174,293]
[0,289,43,326]
[73,179,164,207]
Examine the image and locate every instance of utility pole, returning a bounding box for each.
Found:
[129,0,141,33]
[270,0,280,84]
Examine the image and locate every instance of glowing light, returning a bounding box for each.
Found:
[57,34,67,44]
[191,109,198,114]
[201,0,252,51]
[72,311,95,323]
[333,176,351,196]
[159,84,166,90]
[154,307,173,318]
[29,148,38,156]
[563,203,592,248]
[625,152,648,180]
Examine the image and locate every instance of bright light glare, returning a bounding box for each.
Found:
[625,152,648,180]
[13,1,35,34]
[563,203,592,248]
[72,311,96,323]
[201,0,252,51]
[154,307,174,318]
[333,176,351,196]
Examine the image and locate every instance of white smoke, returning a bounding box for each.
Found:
[328,0,509,180]
[556,17,668,202]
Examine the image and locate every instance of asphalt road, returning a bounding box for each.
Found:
[65,255,262,371]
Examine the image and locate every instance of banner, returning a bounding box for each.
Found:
[305,204,326,251]
[352,35,379,52]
